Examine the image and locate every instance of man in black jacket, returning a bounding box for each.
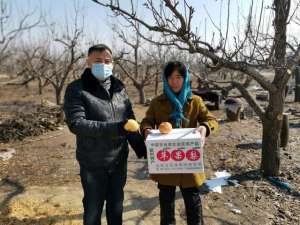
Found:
[63,44,146,225]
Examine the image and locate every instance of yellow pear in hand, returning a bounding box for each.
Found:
[124,119,140,132]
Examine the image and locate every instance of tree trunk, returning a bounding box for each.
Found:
[280,113,289,148]
[38,77,43,95]
[261,0,291,176]
[295,66,300,102]
[138,87,146,104]
[57,108,65,124]
[155,73,159,96]
[136,85,145,104]
[54,88,65,124]
[55,88,62,105]
[132,81,146,104]
[261,91,284,176]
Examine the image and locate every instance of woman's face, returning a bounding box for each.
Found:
[167,70,184,93]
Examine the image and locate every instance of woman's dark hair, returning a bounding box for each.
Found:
[164,61,187,79]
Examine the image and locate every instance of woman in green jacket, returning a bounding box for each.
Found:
[141,61,218,225]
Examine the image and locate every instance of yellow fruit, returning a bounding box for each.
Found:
[124,119,140,132]
[159,122,172,134]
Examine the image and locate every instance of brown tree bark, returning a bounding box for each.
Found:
[55,88,62,106]
[295,66,300,102]
[280,113,289,148]
[261,92,284,176]
[261,0,290,176]
[38,77,43,95]
[133,83,146,104]
[138,87,146,105]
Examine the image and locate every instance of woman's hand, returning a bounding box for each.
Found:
[196,125,207,146]
[144,128,152,139]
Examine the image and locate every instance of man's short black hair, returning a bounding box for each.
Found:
[88,44,112,56]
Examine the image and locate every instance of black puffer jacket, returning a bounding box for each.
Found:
[64,68,146,170]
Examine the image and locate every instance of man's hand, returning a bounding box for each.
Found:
[196,125,207,146]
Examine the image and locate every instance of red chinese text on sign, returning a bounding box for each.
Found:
[156,150,171,161]
[171,149,185,161]
[186,149,201,161]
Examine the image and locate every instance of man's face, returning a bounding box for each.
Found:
[86,50,113,68]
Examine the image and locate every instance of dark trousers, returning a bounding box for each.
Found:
[158,184,204,225]
[80,160,127,225]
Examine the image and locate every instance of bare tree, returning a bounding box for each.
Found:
[16,18,84,106]
[40,5,85,106]
[15,44,50,94]
[113,22,160,104]
[91,0,300,176]
[147,44,166,96]
[0,0,40,70]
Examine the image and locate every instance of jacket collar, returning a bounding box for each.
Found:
[157,94,168,101]
[157,93,193,102]
[81,68,124,95]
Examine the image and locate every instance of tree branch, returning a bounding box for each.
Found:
[232,81,265,120]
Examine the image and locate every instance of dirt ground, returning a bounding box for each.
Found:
[0,79,300,225]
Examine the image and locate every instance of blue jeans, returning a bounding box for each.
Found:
[80,160,127,225]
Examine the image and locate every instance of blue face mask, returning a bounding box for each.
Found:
[91,63,113,81]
